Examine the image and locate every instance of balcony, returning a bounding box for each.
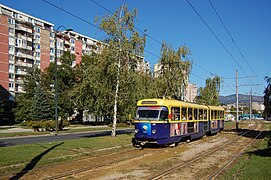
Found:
[15,70,27,75]
[15,88,26,93]
[9,87,15,92]
[16,34,32,42]
[64,40,71,47]
[15,24,32,33]
[15,79,24,84]
[15,52,33,59]
[15,61,33,68]
[15,44,33,51]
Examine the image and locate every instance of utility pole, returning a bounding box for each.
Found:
[250,87,252,121]
[236,70,239,130]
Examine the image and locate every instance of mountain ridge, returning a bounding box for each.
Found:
[219,94,263,105]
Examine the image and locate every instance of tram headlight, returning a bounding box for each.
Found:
[152,129,156,134]
[135,129,139,134]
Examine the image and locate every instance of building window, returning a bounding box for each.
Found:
[50,48,54,54]
[34,27,40,33]
[71,47,75,51]
[9,83,14,88]
[28,17,33,23]
[50,55,54,62]
[36,52,40,57]
[71,39,75,44]
[9,74,14,79]
[35,60,40,65]
[13,12,18,18]
[8,18,15,24]
[8,27,14,33]
[36,44,40,49]
[8,55,14,61]
[35,35,40,40]
[9,46,14,52]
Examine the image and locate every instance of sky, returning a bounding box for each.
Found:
[1,0,270,97]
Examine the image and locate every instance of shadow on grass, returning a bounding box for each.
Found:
[9,142,64,180]
[247,132,271,157]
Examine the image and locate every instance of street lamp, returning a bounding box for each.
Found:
[54,26,73,135]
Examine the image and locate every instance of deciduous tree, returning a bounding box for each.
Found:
[263,76,271,118]
[95,4,146,137]
[195,76,221,105]
[154,43,191,99]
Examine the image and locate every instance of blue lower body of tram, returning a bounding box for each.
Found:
[132,120,224,147]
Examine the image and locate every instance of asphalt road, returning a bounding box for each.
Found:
[0,129,134,147]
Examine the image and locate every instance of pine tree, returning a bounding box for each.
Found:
[31,84,52,120]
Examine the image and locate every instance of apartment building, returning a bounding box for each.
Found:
[185,83,197,102]
[0,4,54,101]
[0,4,150,102]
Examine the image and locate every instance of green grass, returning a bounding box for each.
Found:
[0,134,133,175]
[221,122,271,179]
[224,121,235,130]
[0,126,132,138]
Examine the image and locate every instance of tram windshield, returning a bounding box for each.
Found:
[136,106,168,121]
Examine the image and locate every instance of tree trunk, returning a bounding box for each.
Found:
[111,58,121,137]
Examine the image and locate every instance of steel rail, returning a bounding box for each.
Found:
[2,146,136,179]
[208,121,264,179]
[150,129,253,180]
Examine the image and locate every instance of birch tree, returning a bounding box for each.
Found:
[95,4,146,137]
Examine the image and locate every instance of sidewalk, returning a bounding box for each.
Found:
[0,126,33,133]
[0,125,109,133]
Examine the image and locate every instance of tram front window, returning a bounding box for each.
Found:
[136,106,168,121]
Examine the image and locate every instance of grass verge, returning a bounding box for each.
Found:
[0,126,126,138]
[0,134,133,176]
[221,122,271,179]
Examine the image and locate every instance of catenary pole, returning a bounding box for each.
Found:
[236,70,239,130]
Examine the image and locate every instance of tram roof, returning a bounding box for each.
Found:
[137,98,207,109]
[137,98,224,111]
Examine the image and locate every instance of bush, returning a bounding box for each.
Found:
[25,121,41,131]
[61,120,70,129]
[107,122,130,128]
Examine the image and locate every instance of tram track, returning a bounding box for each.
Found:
[1,145,136,179]
[208,120,264,179]
[4,143,171,179]
[57,126,258,179]
[150,120,264,180]
[3,121,264,179]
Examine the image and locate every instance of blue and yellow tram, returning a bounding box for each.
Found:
[132,98,225,147]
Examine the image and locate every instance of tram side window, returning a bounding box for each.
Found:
[211,110,214,120]
[214,110,218,119]
[188,108,193,120]
[194,108,198,120]
[171,107,180,120]
[160,110,168,121]
[199,109,203,120]
[182,107,187,120]
[203,110,207,120]
[219,111,224,119]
